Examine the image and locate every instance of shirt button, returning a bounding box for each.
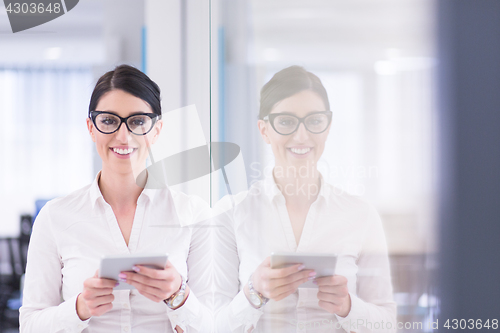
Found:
[299,301,304,306]
[122,303,129,309]
[123,327,129,332]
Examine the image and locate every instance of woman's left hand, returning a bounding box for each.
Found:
[314,275,351,317]
[119,260,189,303]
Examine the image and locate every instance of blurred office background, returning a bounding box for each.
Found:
[5,0,498,332]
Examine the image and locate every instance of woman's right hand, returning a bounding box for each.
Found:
[246,257,316,301]
[76,270,117,320]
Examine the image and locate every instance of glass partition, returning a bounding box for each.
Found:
[211,0,438,331]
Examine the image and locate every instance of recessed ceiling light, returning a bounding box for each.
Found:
[374,61,397,75]
[262,48,280,61]
[44,47,62,60]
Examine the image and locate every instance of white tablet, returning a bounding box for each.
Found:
[98,253,168,290]
[270,252,337,288]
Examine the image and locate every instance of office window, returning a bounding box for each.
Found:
[0,68,94,236]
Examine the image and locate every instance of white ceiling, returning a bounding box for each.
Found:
[0,0,104,66]
[0,0,103,36]
[251,0,436,70]
[0,0,435,69]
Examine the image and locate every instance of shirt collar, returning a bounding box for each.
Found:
[89,171,102,209]
[89,170,158,209]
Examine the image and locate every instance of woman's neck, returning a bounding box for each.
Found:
[273,162,321,205]
[98,167,146,208]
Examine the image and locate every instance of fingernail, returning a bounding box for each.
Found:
[309,271,317,277]
[132,266,140,273]
[118,273,127,279]
[115,282,119,287]
[297,265,305,271]
[313,280,318,285]
[308,276,315,281]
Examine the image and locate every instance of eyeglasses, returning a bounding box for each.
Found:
[89,111,160,135]
[263,111,332,135]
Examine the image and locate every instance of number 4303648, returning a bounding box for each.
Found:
[444,319,498,329]
[5,3,62,14]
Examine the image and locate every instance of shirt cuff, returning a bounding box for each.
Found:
[228,289,264,332]
[166,290,202,332]
[335,293,365,333]
[56,294,91,333]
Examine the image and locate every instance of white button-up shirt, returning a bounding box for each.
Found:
[20,172,213,333]
[214,174,396,333]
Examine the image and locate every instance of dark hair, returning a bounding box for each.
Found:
[259,66,330,119]
[88,64,161,116]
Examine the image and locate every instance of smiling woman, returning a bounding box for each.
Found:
[214,66,396,332]
[19,65,213,333]
[88,89,161,175]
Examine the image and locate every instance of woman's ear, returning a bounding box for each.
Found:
[257,119,271,144]
[151,119,163,144]
[324,119,333,137]
[86,117,96,142]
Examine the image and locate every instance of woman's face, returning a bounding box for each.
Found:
[86,89,162,175]
[258,89,330,170]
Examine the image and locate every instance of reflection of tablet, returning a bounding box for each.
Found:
[271,252,337,288]
[99,253,168,290]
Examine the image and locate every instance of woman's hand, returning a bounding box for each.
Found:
[76,270,117,321]
[246,256,315,302]
[314,275,351,317]
[119,260,189,304]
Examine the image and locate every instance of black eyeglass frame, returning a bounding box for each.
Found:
[89,111,161,136]
[263,111,333,135]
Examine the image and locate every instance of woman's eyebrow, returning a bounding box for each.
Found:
[97,111,151,116]
[129,111,152,115]
[273,110,325,116]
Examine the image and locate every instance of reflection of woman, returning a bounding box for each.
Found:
[20,65,212,333]
[215,66,396,332]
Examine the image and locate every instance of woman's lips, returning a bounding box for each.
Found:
[109,147,137,159]
[287,147,313,157]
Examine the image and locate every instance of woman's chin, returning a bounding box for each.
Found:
[104,159,145,175]
[275,157,319,178]
[286,155,318,167]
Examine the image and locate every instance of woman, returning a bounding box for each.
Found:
[214,66,396,332]
[20,65,212,333]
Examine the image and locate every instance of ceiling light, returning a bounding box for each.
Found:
[262,48,280,62]
[374,61,397,75]
[44,47,62,60]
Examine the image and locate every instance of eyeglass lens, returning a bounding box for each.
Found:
[273,113,329,134]
[95,113,153,135]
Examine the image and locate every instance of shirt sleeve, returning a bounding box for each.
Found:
[213,203,264,333]
[166,196,214,333]
[19,203,90,333]
[335,204,397,333]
